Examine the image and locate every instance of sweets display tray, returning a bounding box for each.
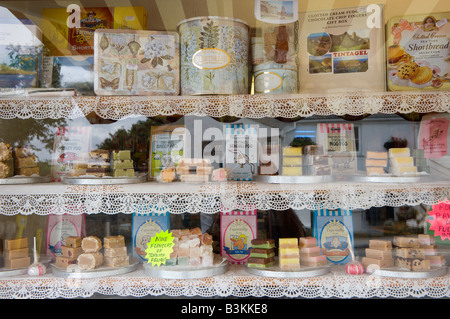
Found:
[50,260,139,278]
[254,175,335,184]
[0,176,53,185]
[371,266,448,279]
[246,264,331,278]
[62,174,147,185]
[143,256,228,279]
[345,174,432,183]
[0,257,51,277]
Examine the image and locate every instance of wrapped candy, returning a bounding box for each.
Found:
[345,259,364,275]
[27,237,46,276]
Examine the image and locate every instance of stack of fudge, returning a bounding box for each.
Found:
[281,146,303,176]
[278,238,301,270]
[388,147,417,176]
[169,228,214,267]
[13,146,39,177]
[103,235,129,267]
[0,142,13,178]
[4,237,30,269]
[111,150,135,178]
[77,236,104,270]
[413,149,430,174]
[247,238,275,269]
[299,236,327,267]
[303,145,331,176]
[365,151,388,176]
[362,239,394,272]
[86,149,111,177]
[394,234,446,270]
[176,158,213,183]
[55,236,83,269]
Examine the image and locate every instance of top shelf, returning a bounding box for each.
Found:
[0,91,449,120]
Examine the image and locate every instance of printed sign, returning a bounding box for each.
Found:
[428,202,450,241]
[254,0,298,24]
[419,117,449,159]
[145,230,175,267]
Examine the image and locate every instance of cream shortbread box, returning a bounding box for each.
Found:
[298,5,386,93]
[387,12,450,91]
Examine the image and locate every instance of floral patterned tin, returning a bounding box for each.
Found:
[94,29,179,95]
[177,16,250,95]
[253,62,298,94]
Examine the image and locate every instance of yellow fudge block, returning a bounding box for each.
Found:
[282,147,303,157]
[389,157,414,167]
[279,238,298,248]
[388,148,410,157]
[282,157,302,166]
[282,166,302,176]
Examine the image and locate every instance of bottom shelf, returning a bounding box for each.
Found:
[0,264,449,299]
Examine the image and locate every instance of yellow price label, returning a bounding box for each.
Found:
[145,230,175,267]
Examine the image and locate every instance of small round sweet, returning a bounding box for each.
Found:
[410,66,433,84]
[345,261,364,275]
[397,62,419,79]
[27,262,46,276]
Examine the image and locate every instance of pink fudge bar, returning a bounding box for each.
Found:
[299,237,317,248]
[299,246,321,256]
[420,244,438,256]
[425,255,446,267]
[301,254,327,266]
[418,234,435,245]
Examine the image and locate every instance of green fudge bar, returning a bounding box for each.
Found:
[112,150,131,160]
[112,159,134,169]
[112,168,135,177]
[251,239,275,249]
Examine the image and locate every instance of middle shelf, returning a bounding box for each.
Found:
[1,91,449,120]
[0,180,448,215]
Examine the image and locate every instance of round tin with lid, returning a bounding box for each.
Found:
[253,62,298,94]
[177,16,250,95]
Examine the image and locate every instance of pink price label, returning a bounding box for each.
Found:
[428,202,450,240]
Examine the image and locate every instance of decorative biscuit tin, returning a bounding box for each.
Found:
[253,62,298,94]
[386,12,450,91]
[177,16,250,95]
[298,5,386,93]
[94,29,179,95]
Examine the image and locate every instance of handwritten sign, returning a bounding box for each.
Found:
[144,230,175,267]
[428,202,450,241]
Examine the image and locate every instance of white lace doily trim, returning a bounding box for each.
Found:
[1,265,449,299]
[0,181,448,215]
[0,91,449,120]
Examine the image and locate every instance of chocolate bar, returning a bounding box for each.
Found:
[251,239,275,249]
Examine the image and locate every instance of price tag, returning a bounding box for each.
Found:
[144,230,175,267]
[428,202,450,241]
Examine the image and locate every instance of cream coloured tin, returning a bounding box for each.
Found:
[386,12,450,91]
[177,16,250,95]
[253,62,298,94]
